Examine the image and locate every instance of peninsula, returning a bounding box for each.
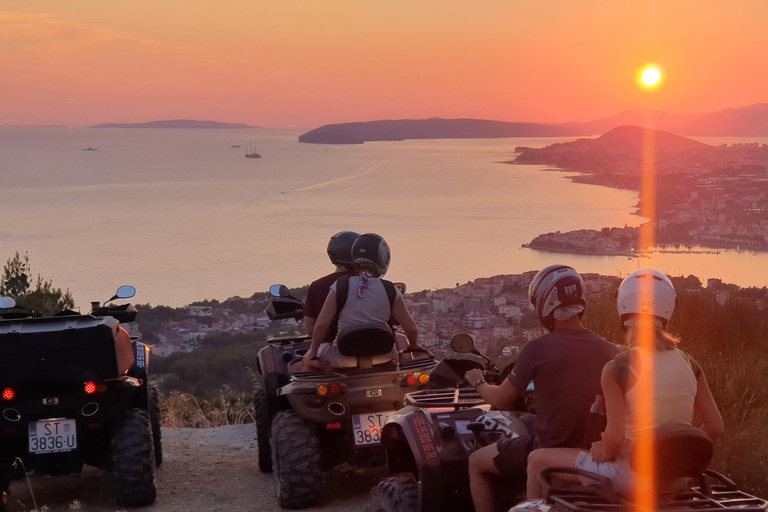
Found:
[91,120,255,129]
[298,103,768,144]
[515,126,768,255]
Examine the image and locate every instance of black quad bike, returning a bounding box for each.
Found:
[509,426,767,512]
[368,333,536,512]
[255,284,439,509]
[0,286,161,509]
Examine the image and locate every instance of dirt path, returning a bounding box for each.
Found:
[6,425,379,512]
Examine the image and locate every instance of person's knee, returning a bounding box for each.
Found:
[469,445,499,476]
[527,449,546,475]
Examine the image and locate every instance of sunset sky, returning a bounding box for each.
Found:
[2,1,767,128]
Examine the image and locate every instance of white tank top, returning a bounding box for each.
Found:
[624,347,697,440]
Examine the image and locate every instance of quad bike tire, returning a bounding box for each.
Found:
[149,384,163,467]
[110,409,157,507]
[271,410,322,509]
[255,387,272,472]
[368,476,419,512]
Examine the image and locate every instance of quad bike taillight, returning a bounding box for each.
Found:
[316,383,343,396]
[400,373,429,387]
[1,388,13,400]
[84,382,97,394]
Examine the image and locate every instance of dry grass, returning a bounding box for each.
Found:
[159,386,255,428]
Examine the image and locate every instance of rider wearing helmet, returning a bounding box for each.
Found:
[303,233,420,369]
[526,268,724,498]
[303,231,359,336]
[464,265,617,512]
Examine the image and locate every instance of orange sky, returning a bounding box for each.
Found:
[2,1,767,127]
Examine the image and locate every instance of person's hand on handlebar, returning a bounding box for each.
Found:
[465,368,486,388]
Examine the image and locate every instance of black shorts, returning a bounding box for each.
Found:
[493,435,538,480]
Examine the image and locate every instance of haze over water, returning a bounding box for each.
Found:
[1,127,766,308]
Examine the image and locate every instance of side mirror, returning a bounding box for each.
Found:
[115,285,136,299]
[0,297,17,309]
[394,282,407,294]
[450,333,475,353]
[269,284,290,297]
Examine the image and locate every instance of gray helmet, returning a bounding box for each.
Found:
[528,264,586,331]
[352,233,391,277]
[327,231,359,268]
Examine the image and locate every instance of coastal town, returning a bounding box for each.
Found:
[136,272,619,358]
[514,128,768,256]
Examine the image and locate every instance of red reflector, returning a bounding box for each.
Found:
[2,388,13,400]
[1,429,16,436]
[326,423,341,430]
[406,375,417,386]
[84,382,96,394]
[88,423,103,429]
[329,384,341,394]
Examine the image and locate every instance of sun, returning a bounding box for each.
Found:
[641,67,661,87]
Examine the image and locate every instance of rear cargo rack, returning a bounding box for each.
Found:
[540,468,767,512]
[405,388,486,409]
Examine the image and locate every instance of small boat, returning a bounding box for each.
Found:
[231,145,241,148]
[82,147,98,151]
[244,141,261,159]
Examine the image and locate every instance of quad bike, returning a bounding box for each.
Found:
[368,333,535,512]
[0,286,161,509]
[255,284,438,509]
[509,426,767,512]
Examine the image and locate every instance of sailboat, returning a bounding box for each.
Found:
[245,141,261,159]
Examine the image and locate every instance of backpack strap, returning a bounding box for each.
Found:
[335,275,350,313]
[381,279,397,307]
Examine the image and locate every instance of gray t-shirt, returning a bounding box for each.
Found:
[330,276,401,334]
[507,328,618,448]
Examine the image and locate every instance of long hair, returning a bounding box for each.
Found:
[625,323,680,351]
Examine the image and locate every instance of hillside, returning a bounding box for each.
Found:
[91,119,254,129]
[298,103,768,144]
[298,118,570,144]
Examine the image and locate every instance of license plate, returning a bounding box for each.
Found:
[352,411,394,446]
[28,419,77,454]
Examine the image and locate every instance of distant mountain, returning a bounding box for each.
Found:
[298,118,570,144]
[559,103,768,137]
[299,103,768,144]
[91,120,254,129]
[549,125,711,152]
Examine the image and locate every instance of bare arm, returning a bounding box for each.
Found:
[592,361,626,462]
[304,316,316,336]
[391,296,419,348]
[465,367,522,410]
[693,371,724,443]
[305,291,337,366]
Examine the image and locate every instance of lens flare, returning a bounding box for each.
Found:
[641,67,661,87]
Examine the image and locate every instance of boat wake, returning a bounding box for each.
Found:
[290,161,387,193]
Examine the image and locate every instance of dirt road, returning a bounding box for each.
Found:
[6,425,379,512]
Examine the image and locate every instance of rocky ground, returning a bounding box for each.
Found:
[6,425,379,512]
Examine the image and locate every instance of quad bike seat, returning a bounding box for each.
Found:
[336,326,396,369]
[630,425,714,480]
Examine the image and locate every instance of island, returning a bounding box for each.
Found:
[90,120,255,129]
[514,126,768,255]
[298,103,768,144]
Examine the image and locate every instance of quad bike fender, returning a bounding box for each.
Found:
[256,339,311,434]
[115,325,134,374]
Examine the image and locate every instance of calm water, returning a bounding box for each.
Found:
[1,127,766,307]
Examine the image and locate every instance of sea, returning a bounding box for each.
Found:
[2,127,768,308]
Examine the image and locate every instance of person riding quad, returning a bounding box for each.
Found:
[303,233,421,369]
[526,268,724,498]
[303,231,359,336]
[463,264,618,512]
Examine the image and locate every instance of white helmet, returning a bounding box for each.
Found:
[617,268,676,328]
[528,265,586,331]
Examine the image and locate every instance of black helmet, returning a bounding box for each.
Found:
[352,233,391,277]
[528,264,586,331]
[327,231,359,268]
